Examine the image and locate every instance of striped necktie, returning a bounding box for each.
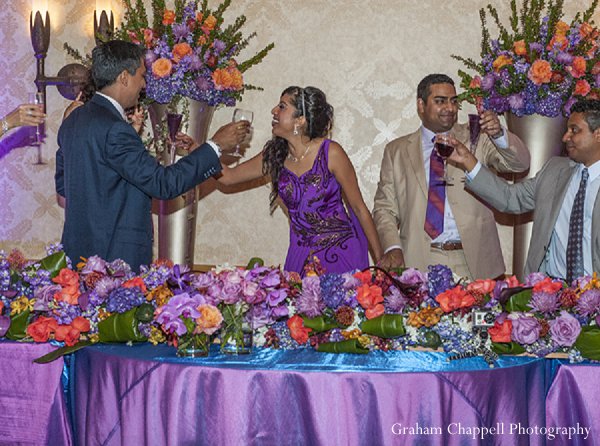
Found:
[424,149,445,239]
[566,167,588,284]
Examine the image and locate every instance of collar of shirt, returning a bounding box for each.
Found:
[420,126,437,154]
[96,92,127,121]
[581,159,600,183]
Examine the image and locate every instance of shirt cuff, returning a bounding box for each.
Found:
[206,140,221,157]
[491,127,508,149]
[384,245,402,254]
[465,161,482,182]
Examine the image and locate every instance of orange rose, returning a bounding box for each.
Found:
[197,35,208,46]
[527,59,552,85]
[53,268,80,289]
[513,40,527,56]
[492,55,513,72]
[575,79,591,97]
[203,15,217,31]
[365,304,385,320]
[195,304,223,335]
[212,68,232,90]
[504,275,521,288]
[143,28,154,48]
[356,284,384,312]
[287,315,312,344]
[467,279,496,295]
[54,324,81,346]
[162,9,176,25]
[172,42,193,63]
[555,21,570,35]
[532,277,562,294]
[227,67,243,90]
[352,270,372,285]
[71,316,91,333]
[569,56,587,79]
[435,286,476,313]
[547,34,568,51]
[152,58,173,78]
[52,268,81,305]
[196,12,204,22]
[123,277,147,293]
[27,316,58,342]
[580,22,594,38]
[488,319,512,343]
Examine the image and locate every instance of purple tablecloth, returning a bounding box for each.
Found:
[546,363,600,445]
[0,341,72,446]
[72,344,550,446]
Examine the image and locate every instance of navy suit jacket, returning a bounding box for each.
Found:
[55,94,221,271]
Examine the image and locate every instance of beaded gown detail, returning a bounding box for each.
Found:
[278,139,368,275]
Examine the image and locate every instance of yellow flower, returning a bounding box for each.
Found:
[492,55,513,72]
[149,326,167,345]
[10,296,34,315]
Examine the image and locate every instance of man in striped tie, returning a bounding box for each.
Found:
[449,99,600,283]
[373,73,530,280]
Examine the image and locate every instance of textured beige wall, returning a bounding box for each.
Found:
[0,0,595,271]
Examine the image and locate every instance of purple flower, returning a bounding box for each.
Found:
[145,50,158,68]
[296,276,325,317]
[191,272,216,289]
[549,311,582,347]
[555,51,574,65]
[508,93,525,111]
[172,23,190,41]
[0,315,10,337]
[213,39,226,54]
[524,272,547,287]
[481,73,496,91]
[528,290,560,315]
[384,286,408,313]
[81,255,107,275]
[575,289,600,317]
[398,268,426,287]
[529,42,543,53]
[33,284,61,311]
[509,314,541,344]
[164,292,206,319]
[220,281,242,304]
[267,289,288,307]
[163,317,188,336]
[106,287,145,313]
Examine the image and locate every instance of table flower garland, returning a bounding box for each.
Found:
[1,246,599,363]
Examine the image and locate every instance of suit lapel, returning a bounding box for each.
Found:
[548,162,577,226]
[405,130,427,197]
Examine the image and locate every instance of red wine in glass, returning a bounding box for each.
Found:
[435,141,454,158]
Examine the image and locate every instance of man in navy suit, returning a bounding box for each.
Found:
[55,40,249,271]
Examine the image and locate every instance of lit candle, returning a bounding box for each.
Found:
[95,0,111,16]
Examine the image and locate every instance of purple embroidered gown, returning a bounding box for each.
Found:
[278,139,369,274]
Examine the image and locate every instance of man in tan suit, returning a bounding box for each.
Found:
[450,99,600,283]
[373,74,530,279]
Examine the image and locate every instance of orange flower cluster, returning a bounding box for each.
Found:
[52,268,81,305]
[356,283,385,319]
[194,304,223,335]
[26,315,90,346]
[488,318,512,343]
[287,314,312,344]
[435,285,476,313]
[407,306,444,328]
[211,66,243,91]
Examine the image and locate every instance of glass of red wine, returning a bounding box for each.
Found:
[167,112,183,164]
[434,134,454,185]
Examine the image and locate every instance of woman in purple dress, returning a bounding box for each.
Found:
[218,86,382,274]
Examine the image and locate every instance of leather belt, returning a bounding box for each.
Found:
[430,241,463,251]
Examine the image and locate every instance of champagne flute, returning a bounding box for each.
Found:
[166,112,183,165]
[434,134,454,185]
[28,92,46,165]
[231,108,253,157]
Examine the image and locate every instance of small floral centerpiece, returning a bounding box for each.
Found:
[116,0,274,106]
[453,0,600,116]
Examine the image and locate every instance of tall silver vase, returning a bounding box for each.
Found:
[505,112,567,280]
[148,99,214,267]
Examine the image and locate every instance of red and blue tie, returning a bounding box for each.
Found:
[424,150,445,239]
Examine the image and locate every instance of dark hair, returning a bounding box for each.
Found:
[78,69,97,103]
[262,86,334,212]
[417,74,455,102]
[571,99,600,131]
[91,40,145,90]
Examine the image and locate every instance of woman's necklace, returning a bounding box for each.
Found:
[288,143,312,162]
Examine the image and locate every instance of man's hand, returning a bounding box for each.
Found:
[446,136,478,172]
[377,248,405,270]
[479,110,503,139]
[212,120,251,153]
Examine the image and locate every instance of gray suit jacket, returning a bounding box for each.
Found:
[373,122,530,279]
[468,157,600,276]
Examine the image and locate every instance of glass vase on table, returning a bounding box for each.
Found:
[231,108,253,157]
[28,92,46,165]
[434,134,454,185]
[220,302,253,354]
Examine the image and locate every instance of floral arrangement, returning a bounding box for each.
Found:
[115,0,274,106]
[452,0,600,117]
[2,246,600,364]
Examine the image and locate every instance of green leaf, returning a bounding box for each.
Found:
[6,310,30,340]
[491,341,526,355]
[246,257,264,269]
[361,314,405,338]
[98,308,147,343]
[421,330,442,349]
[39,252,67,278]
[135,303,155,323]
[33,341,93,364]
[302,315,339,333]
[504,289,533,312]
[316,339,369,354]
[574,326,600,360]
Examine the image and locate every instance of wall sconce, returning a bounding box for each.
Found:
[30,0,88,103]
[94,0,114,46]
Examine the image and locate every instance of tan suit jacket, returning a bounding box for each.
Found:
[373,122,530,279]
[468,157,600,276]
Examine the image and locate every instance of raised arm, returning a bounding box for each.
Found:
[329,141,383,263]
[216,152,266,186]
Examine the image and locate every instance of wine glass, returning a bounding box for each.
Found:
[231,108,253,157]
[28,92,46,165]
[434,134,454,185]
[166,112,183,165]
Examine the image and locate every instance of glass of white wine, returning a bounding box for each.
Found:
[231,108,253,157]
[28,92,46,164]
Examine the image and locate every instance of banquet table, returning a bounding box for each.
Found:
[0,341,73,446]
[70,343,556,446]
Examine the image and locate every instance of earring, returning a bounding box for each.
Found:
[293,124,299,135]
